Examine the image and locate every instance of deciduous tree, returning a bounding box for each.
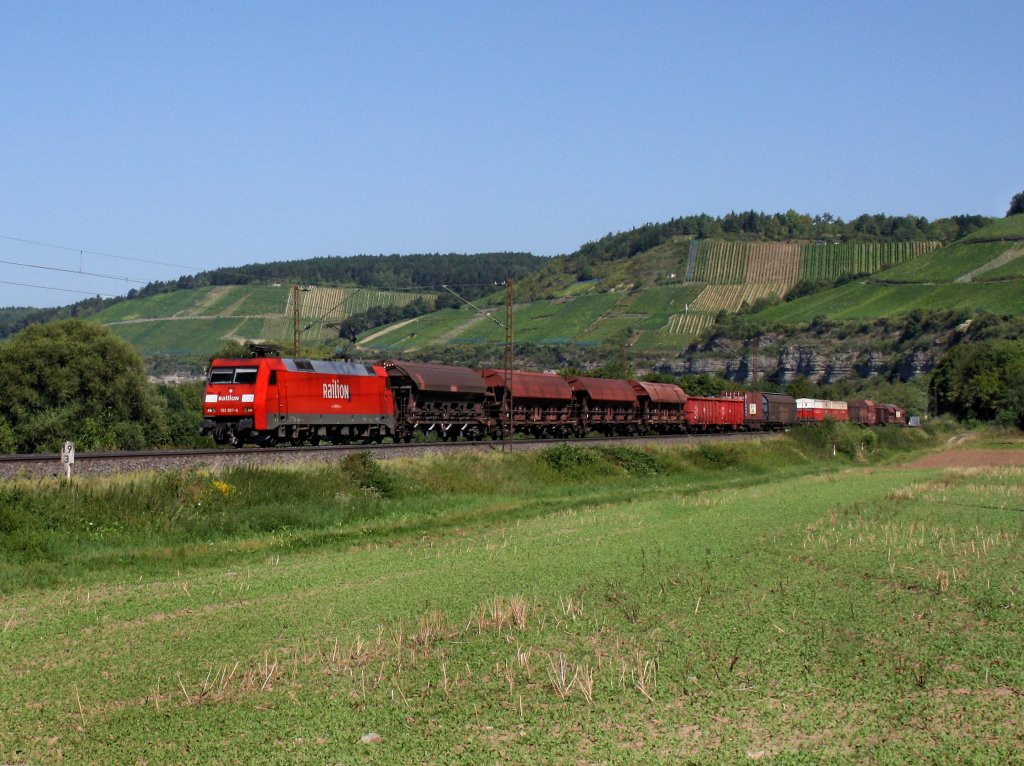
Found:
[1008,191,1024,217]
[0,319,161,452]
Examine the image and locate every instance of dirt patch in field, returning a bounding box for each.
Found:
[902,449,1024,469]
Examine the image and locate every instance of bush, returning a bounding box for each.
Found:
[595,446,661,476]
[694,444,739,469]
[540,445,604,477]
[340,451,403,498]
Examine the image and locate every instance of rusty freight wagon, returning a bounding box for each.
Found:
[383,360,491,441]
[630,380,688,434]
[565,375,642,436]
[479,369,576,438]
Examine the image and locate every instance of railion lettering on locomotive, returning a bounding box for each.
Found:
[322,380,351,400]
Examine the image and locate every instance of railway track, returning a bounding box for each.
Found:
[0,432,776,480]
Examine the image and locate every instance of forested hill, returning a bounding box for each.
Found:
[132,252,546,300]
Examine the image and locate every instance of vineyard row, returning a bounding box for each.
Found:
[690,239,941,285]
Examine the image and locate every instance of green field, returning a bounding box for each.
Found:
[107,317,269,356]
[361,286,714,351]
[873,241,1013,284]
[753,280,1024,323]
[90,285,292,323]
[598,238,692,288]
[970,245,1024,281]
[92,289,226,322]
[362,294,626,350]
[195,285,290,316]
[962,215,1024,242]
[92,285,434,356]
[2,432,1023,763]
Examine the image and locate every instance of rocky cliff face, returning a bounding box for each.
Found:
[896,350,935,381]
[656,347,936,385]
[774,347,936,384]
[856,351,891,378]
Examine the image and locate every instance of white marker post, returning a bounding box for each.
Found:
[61,440,75,480]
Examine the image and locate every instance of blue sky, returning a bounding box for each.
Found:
[1,1,1020,308]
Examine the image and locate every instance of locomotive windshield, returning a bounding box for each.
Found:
[209,367,259,385]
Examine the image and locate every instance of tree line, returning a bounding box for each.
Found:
[130,252,546,301]
[573,211,991,268]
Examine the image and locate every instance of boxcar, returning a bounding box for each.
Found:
[874,403,907,425]
[848,399,878,426]
[795,398,850,422]
[723,391,798,430]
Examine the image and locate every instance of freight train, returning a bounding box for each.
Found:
[199,355,907,447]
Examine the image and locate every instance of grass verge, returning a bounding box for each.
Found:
[4,428,1021,763]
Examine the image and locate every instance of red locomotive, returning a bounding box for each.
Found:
[200,354,907,446]
[201,357,394,446]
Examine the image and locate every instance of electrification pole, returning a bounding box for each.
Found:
[292,285,302,357]
[438,282,513,447]
[503,279,514,450]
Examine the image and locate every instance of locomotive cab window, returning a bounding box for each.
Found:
[209,367,259,384]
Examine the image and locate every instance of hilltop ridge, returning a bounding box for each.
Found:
[3,210,1018,382]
